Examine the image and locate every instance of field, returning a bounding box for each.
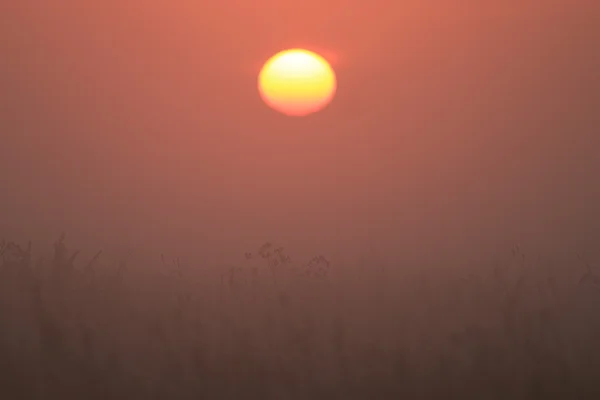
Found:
[1,235,600,399]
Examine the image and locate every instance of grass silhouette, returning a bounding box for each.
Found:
[1,235,600,399]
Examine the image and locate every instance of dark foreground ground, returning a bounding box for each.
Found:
[2,236,600,399]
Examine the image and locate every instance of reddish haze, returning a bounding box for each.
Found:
[1,1,599,263]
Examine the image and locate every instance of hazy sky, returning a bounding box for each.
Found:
[2,1,599,264]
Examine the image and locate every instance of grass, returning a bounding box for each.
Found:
[1,235,600,399]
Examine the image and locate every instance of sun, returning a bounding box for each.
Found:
[258,49,337,117]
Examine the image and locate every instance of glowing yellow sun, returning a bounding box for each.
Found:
[258,49,337,117]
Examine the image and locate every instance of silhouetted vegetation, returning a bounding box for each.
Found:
[1,235,600,399]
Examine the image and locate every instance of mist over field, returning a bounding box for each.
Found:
[1,1,600,398]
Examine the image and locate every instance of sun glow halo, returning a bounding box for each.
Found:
[258,49,337,117]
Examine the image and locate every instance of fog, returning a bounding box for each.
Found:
[3,2,600,398]
[2,1,599,264]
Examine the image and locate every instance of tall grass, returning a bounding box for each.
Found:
[1,236,600,399]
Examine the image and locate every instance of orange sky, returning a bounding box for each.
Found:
[1,1,599,263]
